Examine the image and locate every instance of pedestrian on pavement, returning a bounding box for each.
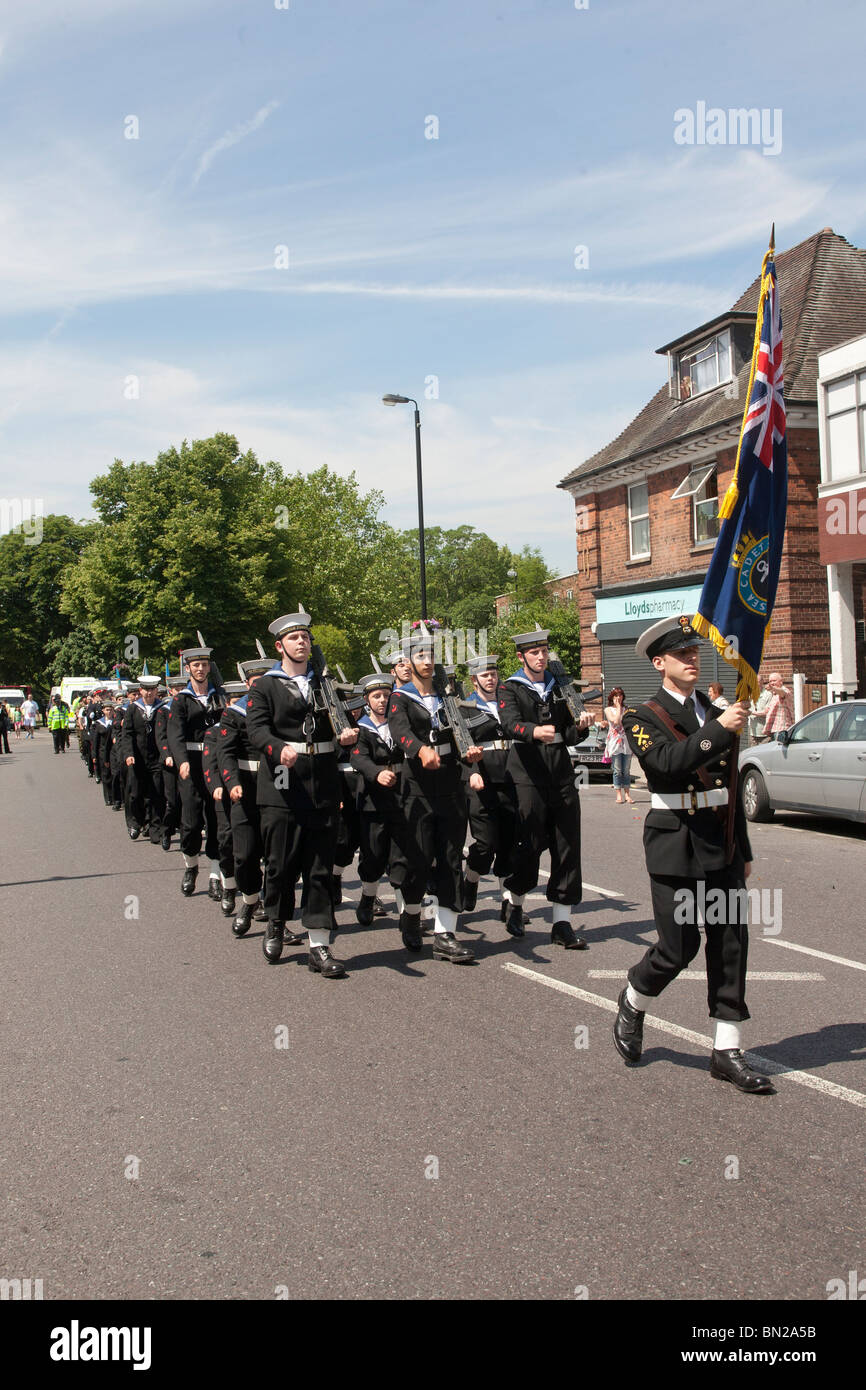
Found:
[11,703,22,739]
[21,695,38,738]
[612,614,774,1095]
[707,683,729,709]
[763,672,794,738]
[0,703,11,754]
[603,687,634,804]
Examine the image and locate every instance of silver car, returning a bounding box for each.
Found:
[738,700,866,823]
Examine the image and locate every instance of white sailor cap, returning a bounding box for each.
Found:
[138,676,161,689]
[223,680,247,697]
[468,654,499,675]
[512,629,550,650]
[635,614,701,661]
[358,672,394,694]
[181,646,212,662]
[237,657,273,680]
[268,613,312,640]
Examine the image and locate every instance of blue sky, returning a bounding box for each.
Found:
[1,0,864,574]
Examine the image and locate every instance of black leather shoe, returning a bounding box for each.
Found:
[220,888,236,917]
[308,945,347,978]
[356,894,376,926]
[207,876,221,902]
[282,924,305,945]
[181,867,198,897]
[263,921,284,963]
[551,921,588,950]
[431,932,474,963]
[613,987,644,1064]
[710,1049,775,1094]
[400,912,423,951]
[161,831,172,851]
[232,903,253,936]
[373,896,388,917]
[462,875,478,912]
[128,826,140,840]
[252,900,268,922]
[504,902,525,938]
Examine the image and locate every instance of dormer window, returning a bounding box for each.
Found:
[670,329,732,400]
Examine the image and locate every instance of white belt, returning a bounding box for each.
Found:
[651,789,728,811]
[238,759,259,772]
[479,739,511,751]
[285,740,335,755]
[186,741,204,751]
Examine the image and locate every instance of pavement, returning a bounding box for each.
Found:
[1,734,864,1302]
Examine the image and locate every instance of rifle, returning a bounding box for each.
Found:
[432,663,483,759]
[547,650,601,724]
[309,644,352,738]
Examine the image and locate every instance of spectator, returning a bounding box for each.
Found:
[603,686,634,805]
[0,703,10,754]
[707,682,729,709]
[763,672,794,738]
[11,703,22,739]
[21,695,38,738]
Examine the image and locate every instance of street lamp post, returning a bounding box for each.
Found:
[382,394,427,619]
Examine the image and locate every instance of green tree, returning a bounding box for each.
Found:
[0,514,97,692]
[487,599,582,680]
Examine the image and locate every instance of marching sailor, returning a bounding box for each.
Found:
[120,674,166,844]
[611,615,773,1094]
[498,629,594,947]
[218,656,273,938]
[166,644,226,899]
[156,675,187,851]
[386,627,483,961]
[246,611,358,978]
[460,654,516,920]
[350,672,407,926]
[203,685,243,916]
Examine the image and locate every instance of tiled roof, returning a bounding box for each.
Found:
[559,229,866,489]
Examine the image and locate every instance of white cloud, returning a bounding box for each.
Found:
[191,100,281,187]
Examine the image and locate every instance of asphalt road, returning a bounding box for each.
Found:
[2,735,864,1302]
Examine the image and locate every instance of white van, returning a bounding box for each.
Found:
[0,687,26,708]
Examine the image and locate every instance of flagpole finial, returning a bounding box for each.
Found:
[769,222,775,253]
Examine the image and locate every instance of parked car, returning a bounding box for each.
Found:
[569,722,613,780]
[738,700,866,824]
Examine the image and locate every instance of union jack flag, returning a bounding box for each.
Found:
[693,242,788,701]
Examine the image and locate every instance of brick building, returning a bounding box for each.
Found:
[494,572,578,619]
[558,229,866,704]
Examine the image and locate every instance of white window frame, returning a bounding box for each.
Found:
[823,370,866,481]
[675,329,732,401]
[692,469,719,545]
[671,463,716,500]
[628,481,650,560]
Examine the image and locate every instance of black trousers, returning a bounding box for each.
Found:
[357,804,410,887]
[465,780,517,879]
[629,868,750,1021]
[396,791,467,911]
[0,728,9,754]
[178,757,220,860]
[213,794,235,880]
[504,778,583,903]
[126,762,166,842]
[259,805,336,931]
[52,730,64,753]
[161,767,180,833]
[334,787,361,871]
[229,787,264,897]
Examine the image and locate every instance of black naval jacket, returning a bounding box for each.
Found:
[154,701,174,767]
[350,716,404,813]
[217,695,259,797]
[387,685,465,799]
[624,686,752,877]
[166,684,226,768]
[499,672,588,787]
[245,666,340,813]
[120,698,164,770]
[462,690,509,786]
[91,714,113,772]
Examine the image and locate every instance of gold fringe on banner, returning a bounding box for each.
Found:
[717,242,775,521]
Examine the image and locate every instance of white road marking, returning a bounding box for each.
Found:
[761,937,866,973]
[537,867,624,899]
[502,962,866,1111]
[587,970,824,982]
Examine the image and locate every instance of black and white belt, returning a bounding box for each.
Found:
[284,740,336,755]
[238,759,260,772]
[651,789,728,810]
[185,741,204,752]
[479,739,511,751]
